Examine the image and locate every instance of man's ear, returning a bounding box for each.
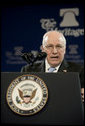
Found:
[40,45,44,52]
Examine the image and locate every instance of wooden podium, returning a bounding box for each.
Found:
[1,72,84,125]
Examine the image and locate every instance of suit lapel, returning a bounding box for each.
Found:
[58,60,69,72]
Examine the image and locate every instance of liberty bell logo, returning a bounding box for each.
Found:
[60,8,79,27]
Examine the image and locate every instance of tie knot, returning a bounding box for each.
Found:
[48,67,56,72]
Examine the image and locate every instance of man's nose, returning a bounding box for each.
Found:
[52,46,58,53]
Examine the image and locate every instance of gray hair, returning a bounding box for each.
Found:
[42,30,66,48]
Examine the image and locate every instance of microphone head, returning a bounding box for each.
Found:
[21,52,34,64]
[21,51,47,64]
[37,52,47,60]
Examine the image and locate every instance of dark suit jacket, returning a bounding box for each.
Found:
[21,60,84,88]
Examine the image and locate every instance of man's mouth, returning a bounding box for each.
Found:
[51,56,59,59]
[50,56,59,61]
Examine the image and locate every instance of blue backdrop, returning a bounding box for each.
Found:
[1,3,84,72]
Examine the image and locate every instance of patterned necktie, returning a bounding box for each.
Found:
[48,67,56,72]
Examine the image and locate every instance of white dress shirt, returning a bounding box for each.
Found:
[45,59,61,73]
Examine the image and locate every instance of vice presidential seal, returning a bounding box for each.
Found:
[6,74,48,115]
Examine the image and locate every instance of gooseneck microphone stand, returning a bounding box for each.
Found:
[21,51,47,66]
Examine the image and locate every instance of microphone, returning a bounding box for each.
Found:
[21,51,47,65]
[36,52,47,60]
[21,52,34,64]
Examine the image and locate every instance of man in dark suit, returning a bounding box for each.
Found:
[21,30,84,102]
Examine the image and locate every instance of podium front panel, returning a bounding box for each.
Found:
[1,72,84,125]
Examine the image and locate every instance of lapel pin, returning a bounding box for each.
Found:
[63,70,67,72]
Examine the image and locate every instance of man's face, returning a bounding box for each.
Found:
[41,32,66,67]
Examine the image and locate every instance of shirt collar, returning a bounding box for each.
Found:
[45,58,61,72]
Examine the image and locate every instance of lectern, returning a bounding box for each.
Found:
[1,72,84,125]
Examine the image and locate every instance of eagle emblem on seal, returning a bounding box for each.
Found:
[16,89,37,104]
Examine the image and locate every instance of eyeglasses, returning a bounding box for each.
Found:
[45,44,64,51]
